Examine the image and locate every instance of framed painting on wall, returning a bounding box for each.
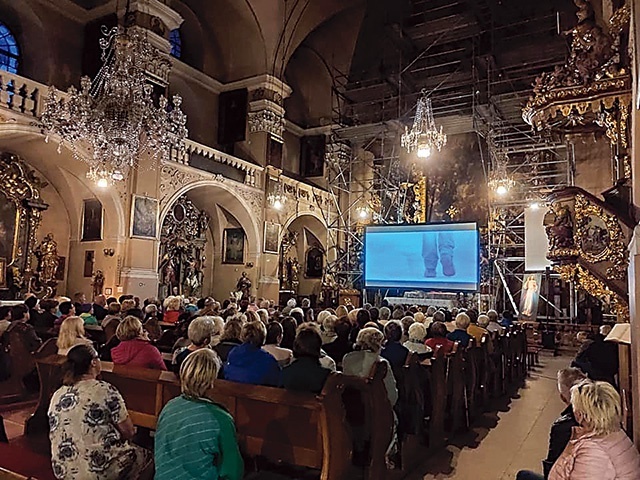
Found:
[263,222,280,254]
[55,256,66,281]
[131,195,158,239]
[223,228,245,264]
[82,198,103,241]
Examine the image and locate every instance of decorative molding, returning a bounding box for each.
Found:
[130,0,184,32]
[248,108,285,137]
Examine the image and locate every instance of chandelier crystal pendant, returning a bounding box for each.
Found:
[267,181,286,210]
[401,90,447,158]
[40,24,188,186]
[488,150,515,197]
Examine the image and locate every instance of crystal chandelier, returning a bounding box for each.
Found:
[401,91,447,158]
[40,20,188,186]
[267,181,286,210]
[488,150,515,196]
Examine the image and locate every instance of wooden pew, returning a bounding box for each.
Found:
[446,346,467,434]
[426,347,447,448]
[30,354,393,480]
[0,327,38,404]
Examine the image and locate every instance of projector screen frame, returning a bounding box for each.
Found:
[363,221,480,293]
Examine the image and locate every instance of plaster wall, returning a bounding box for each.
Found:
[570,133,615,197]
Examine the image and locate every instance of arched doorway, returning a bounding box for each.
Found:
[279,214,328,302]
[160,182,261,301]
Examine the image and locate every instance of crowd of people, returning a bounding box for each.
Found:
[0,292,637,479]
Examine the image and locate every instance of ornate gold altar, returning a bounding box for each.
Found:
[0,152,57,299]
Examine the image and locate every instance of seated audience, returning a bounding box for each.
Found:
[486,309,504,334]
[48,345,152,479]
[0,306,10,336]
[400,315,415,343]
[290,307,304,325]
[403,322,432,355]
[262,322,293,367]
[468,313,489,344]
[282,298,296,315]
[425,321,455,357]
[173,316,215,374]
[142,304,162,342]
[111,316,167,370]
[224,321,281,386]
[447,313,472,347]
[57,316,93,355]
[7,304,41,353]
[517,368,587,480]
[282,326,331,393]
[444,311,457,333]
[101,302,122,328]
[92,294,108,322]
[379,306,391,325]
[25,296,40,326]
[155,349,243,480]
[323,317,354,367]
[500,309,515,328]
[54,301,76,328]
[571,324,619,386]
[381,320,409,376]
[548,381,640,480]
[163,296,182,324]
[320,313,338,345]
[280,316,298,350]
[210,316,225,346]
[213,320,243,362]
[35,299,59,334]
[343,327,398,407]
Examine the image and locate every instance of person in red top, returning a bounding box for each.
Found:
[425,321,455,357]
[162,296,182,324]
[111,315,167,370]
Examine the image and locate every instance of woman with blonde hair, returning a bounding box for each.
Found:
[56,316,92,355]
[155,349,242,480]
[549,381,640,480]
[111,316,167,370]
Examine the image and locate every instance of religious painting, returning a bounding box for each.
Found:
[300,135,326,177]
[55,256,66,281]
[131,195,158,239]
[84,250,95,278]
[305,247,324,278]
[267,135,283,169]
[579,215,609,260]
[82,198,103,241]
[0,257,6,288]
[223,228,245,264]
[519,273,541,321]
[0,194,17,263]
[264,222,280,254]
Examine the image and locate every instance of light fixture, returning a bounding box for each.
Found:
[488,147,515,197]
[495,184,508,196]
[40,3,188,186]
[402,90,447,158]
[356,206,370,220]
[530,202,540,210]
[267,181,286,210]
[96,177,109,188]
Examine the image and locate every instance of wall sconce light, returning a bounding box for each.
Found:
[245,262,254,268]
[103,248,115,257]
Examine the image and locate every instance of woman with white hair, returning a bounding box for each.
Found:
[172,316,216,374]
[403,322,432,356]
[447,312,472,347]
[548,381,640,479]
[318,312,337,345]
[342,327,398,406]
[155,349,243,480]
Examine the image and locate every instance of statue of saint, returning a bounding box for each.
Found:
[183,262,203,297]
[35,233,59,284]
[236,271,252,299]
[92,270,105,297]
[289,258,300,293]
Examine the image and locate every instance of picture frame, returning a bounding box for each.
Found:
[104,287,113,296]
[55,256,66,281]
[223,228,245,264]
[84,250,95,278]
[82,198,103,241]
[131,195,158,239]
[0,257,6,288]
[263,222,281,254]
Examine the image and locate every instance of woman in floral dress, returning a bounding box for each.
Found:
[48,344,152,479]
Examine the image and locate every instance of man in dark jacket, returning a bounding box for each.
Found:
[516,367,587,480]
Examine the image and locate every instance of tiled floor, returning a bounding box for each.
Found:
[406,353,569,480]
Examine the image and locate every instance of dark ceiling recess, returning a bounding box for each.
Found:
[344,0,577,130]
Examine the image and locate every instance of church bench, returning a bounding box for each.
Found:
[0,442,55,480]
[29,354,394,480]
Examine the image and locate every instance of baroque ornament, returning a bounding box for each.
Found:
[248,108,285,137]
[41,8,188,186]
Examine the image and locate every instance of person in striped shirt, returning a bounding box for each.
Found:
[154,349,243,480]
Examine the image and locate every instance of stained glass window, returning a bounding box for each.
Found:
[169,29,181,59]
[0,23,18,74]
